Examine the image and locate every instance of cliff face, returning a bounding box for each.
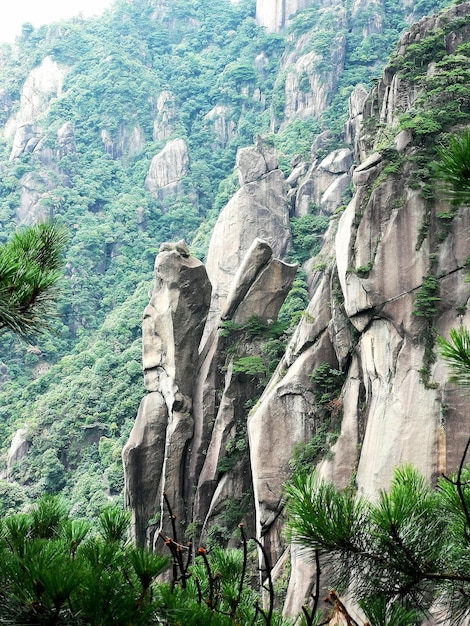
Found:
[251,2,470,616]
[124,2,470,619]
[123,142,297,547]
[255,0,314,33]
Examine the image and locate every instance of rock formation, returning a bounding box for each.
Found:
[204,138,292,336]
[145,138,190,201]
[204,105,236,149]
[122,240,212,545]
[249,4,470,617]
[279,4,347,126]
[124,4,470,621]
[101,123,145,159]
[6,56,66,160]
[255,0,314,33]
[123,233,297,547]
[153,91,178,141]
[124,137,298,547]
[6,429,31,481]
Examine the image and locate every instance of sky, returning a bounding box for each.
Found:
[0,0,115,44]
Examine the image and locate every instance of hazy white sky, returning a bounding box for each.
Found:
[0,0,115,44]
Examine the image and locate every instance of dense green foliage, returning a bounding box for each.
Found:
[0,496,170,624]
[437,326,470,387]
[285,462,470,625]
[0,495,291,625]
[435,128,470,204]
[289,363,344,476]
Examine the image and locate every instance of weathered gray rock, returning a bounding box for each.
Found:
[142,240,211,399]
[191,239,297,537]
[251,6,470,619]
[236,140,278,185]
[255,0,314,33]
[17,172,57,224]
[320,172,350,214]
[221,238,274,321]
[153,91,178,141]
[101,123,145,159]
[318,148,353,174]
[274,6,347,127]
[6,429,31,481]
[123,241,211,546]
[57,122,76,159]
[124,8,470,624]
[345,84,368,160]
[204,143,291,336]
[204,105,236,149]
[292,148,353,217]
[249,330,337,564]
[122,392,169,546]
[9,124,42,160]
[6,56,66,157]
[145,138,190,201]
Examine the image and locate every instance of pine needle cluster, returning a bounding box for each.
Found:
[0,221,68,340]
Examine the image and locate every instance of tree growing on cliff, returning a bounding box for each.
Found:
[285,326,470,626]
[0,221,68,340]
[285,463,470,625]
[436,128,470,205]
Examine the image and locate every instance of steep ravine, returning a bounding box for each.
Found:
[123,3,470,620]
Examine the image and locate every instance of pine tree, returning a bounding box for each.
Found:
[0,221,68,340]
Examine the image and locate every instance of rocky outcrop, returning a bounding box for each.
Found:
[57,122,77,160]
[122,3,470,623]
[123,240,212,545]
[204,105,236,149]
[123,234,297,547]
[145,138,190,202]
[204,139,292,336]
[255,0,314,33]
[101,123,145,159]
[6,429,31,481]
[283,11,346,125]
[153,91,178,141]
[289,147,354,217]
[248,5,470,618]
[6,56,66,160]
[191,239,297,540]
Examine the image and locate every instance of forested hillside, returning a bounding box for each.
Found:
[0,0,460,526]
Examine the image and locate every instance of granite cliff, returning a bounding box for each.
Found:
[124,2,470,619]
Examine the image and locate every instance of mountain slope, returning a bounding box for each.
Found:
[0,0,468,601]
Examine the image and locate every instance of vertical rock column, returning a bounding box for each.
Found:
[123,241,211,547]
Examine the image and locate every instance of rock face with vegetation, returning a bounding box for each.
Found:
[251,3,470,615]
[123,1,470,617]
[0,0,469,622]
